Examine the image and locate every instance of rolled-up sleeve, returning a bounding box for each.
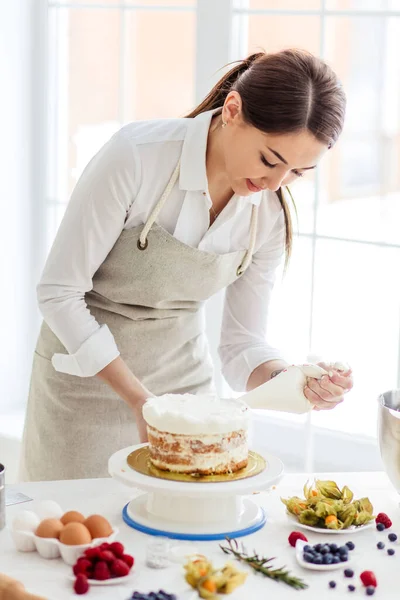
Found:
[37,132,141,377]
[219,209,286,391]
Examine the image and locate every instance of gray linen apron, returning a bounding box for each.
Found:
[19,163,259,481]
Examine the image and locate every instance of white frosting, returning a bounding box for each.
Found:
[142,393,250,435]
[240,364,329,414]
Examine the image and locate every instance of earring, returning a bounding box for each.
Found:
[222,121,227,128]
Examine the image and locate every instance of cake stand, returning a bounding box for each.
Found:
[108,444,284,541]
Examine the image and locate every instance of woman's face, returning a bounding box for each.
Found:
[220,92,329,196]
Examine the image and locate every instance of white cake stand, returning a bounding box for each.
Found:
[108,444,284,541]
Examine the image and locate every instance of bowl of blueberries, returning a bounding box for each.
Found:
[130,592,176,600]
[296,539,355,570]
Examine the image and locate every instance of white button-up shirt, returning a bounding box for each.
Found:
[38,109,286,391]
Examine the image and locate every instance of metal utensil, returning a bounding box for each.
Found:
[377,389,400,494]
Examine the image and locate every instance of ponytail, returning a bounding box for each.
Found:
[185,52,264,118]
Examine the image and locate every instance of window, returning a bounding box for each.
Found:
[44,0,400,467]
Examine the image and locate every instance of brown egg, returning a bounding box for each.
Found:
[60,510,85,525]
[35,518,64,539]
[84,515,113,539]
[59,522,92,546]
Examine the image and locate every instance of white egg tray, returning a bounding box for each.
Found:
[11,527,119,566]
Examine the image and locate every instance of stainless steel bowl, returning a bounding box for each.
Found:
[378,389,400,493]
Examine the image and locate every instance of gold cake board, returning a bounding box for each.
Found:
[127,446,266,483]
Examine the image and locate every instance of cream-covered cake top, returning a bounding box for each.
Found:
[142,393,250,435]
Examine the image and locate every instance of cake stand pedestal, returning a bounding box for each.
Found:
[108,444,284,541]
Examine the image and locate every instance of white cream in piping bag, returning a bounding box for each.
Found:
[239,363,335,414]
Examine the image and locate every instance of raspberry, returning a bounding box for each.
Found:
[93,560,111,581]
[84,546,102,560]
[100,542,110,550]
[73,559,92,576]
[74,574,89,595]
[288,531,308,548]
[109,541,125,557]
[110,558,130,577]
[98,550,115,563]
[360,571,377,588]
[376,513,392,529]
[121,553,134,568]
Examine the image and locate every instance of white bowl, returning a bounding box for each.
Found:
[295,539,352,571]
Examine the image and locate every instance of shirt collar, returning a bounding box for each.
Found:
[179,108,262,206]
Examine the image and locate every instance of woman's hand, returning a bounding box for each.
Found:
[97,356,153,441]
[132,398,149,443]
[304,362,353,411]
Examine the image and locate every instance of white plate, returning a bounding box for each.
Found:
[68,574,134,586]
[287,513,374,535]
[295,540,352,571]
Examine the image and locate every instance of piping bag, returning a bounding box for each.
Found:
[239,362,349,414]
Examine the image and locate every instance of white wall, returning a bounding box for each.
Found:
[0,1,45,415]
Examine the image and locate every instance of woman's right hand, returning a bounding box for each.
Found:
[97,356,153,443]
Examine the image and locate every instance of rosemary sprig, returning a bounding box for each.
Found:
[219,537,308,591]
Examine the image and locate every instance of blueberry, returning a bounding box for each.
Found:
[346,541,355,551]
[303,552,315,563]
[344,569,354,578]
[314,543,322,552]
[339,545,349,554]
[348,585,356,592]
[332,556,341,564]
[388,548,395,555]
[388,533,397,542]
[366,587,375,596]
[313,555,323,564]
[329,581,337,589]
[377,523,385,532]
[377,541,385,549]
[323,554,334,564]
[330,543,339,553]
[340,554,349,562]
[303,545,313,553]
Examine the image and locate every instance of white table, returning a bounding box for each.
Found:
[1,472,399,599]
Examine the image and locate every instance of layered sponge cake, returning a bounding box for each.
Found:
[142,394,250,475]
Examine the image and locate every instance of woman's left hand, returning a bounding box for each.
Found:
[304,362,353,411]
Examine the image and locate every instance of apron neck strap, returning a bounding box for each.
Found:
[138,162,181,249]
[138,161,259,277]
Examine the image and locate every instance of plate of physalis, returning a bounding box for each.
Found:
[282,479,375,534]
[184,554,247,598]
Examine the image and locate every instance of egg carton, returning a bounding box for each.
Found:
[11,526,119,565]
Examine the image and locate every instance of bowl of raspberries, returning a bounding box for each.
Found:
[71,540,134,594]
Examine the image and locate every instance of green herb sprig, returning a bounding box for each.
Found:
[220,537,308,591]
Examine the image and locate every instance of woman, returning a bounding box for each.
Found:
[20,49,352,482]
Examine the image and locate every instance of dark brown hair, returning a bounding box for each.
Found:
[186,49,346,268]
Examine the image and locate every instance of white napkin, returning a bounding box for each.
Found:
[240,363,330,414]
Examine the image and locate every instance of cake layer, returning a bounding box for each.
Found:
[147,426,248,474]
[142,394,250,435]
